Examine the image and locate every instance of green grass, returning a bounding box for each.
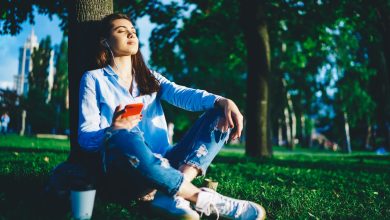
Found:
[0,134,389,219]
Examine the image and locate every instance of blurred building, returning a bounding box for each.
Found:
[13,29,55,102]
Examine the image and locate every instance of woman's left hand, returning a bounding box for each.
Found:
[215,98,244,140]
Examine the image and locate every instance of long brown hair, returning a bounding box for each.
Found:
[96,13,160,95]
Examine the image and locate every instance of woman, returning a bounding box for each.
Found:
[78,13,266,220]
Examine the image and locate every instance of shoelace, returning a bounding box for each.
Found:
[200,192,247,220]
[201,191,239,220]
[199,200,220,220]
[234,201,246,218]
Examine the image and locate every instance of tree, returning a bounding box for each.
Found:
[51,38,69,133]
[68,0,113,155]
[240,0,272,156]
[26,36,55,133]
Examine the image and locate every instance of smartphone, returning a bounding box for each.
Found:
[122,103,144,118]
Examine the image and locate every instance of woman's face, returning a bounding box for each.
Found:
[107,18,139,56]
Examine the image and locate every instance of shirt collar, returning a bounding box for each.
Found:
[103,65,118,77]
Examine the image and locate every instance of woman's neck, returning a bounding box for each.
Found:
[110,56,134,91]
[110,56,132,77]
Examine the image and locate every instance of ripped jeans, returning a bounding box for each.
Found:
[103,108,231,199]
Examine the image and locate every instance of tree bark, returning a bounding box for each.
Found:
[68,0,113,157]
[240,1,272,157]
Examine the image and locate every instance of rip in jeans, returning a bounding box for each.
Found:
[196,144,208,157]
[153,153,170,168]
[127,155,140,168]
[210,116,230,144]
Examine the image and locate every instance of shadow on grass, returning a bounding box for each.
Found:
[0,173,167,220]
[0,173,70,220]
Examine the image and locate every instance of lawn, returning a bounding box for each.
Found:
[0,134,389,219]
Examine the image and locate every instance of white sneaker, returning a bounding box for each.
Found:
[150,191,200,220]
[195,187,266,220]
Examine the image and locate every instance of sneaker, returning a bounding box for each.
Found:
[150,191,200,220]
[195,187,266,220]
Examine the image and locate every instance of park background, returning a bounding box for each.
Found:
[0,0,389,219]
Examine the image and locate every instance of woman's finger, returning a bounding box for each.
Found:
[112,104,123,121]
[233,113,243,138]
[224,108,234,129]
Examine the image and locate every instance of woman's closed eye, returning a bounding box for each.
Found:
[118,29,136,36]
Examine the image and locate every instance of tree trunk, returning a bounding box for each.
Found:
[366,32,390,151]
[278,119,283,146]
[240,1,272,157]
[284,79,296,149]
[284,107,292,148]
[301,115,306,147]
[68,0,113,157]
[375,5,390,150]
[344,112,352,153]
[365,125,372,150]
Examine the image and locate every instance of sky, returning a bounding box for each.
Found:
[0,11,154,90]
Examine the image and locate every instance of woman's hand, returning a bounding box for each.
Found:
[111,104,142,130]
[215,98,244,140]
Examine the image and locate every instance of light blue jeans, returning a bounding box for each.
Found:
[103,108,231,199]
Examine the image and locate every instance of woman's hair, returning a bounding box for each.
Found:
[96,13,160,95]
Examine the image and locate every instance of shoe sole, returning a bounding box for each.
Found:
[151,205,200,220]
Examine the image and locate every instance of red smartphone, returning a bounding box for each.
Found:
[122,103,144,118]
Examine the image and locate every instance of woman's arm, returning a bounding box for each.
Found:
[78,72,107,151]
[154,71,222,111]
[154,71,244,140]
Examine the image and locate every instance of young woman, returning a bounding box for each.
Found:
[78,13,266,220]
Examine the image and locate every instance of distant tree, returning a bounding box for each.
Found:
[27,36,55,133]
[51,38,69,133]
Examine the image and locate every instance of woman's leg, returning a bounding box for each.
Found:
[104,128,185,198]
[165,108,231,181]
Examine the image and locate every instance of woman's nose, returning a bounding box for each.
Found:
[127,32,135,38]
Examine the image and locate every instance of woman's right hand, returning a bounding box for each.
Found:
[111,104,142,130]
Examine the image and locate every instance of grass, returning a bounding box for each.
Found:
[0,134,389,219]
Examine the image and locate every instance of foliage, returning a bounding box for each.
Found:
[26,36,56,133]
[0,136,389,219]
[51,38,69,133]
[139,0,247,135]
[0,0,68,35]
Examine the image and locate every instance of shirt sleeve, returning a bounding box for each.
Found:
[153,71,223,111]
[78,72,107,151]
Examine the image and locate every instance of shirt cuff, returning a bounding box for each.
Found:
[213,95,224,108]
